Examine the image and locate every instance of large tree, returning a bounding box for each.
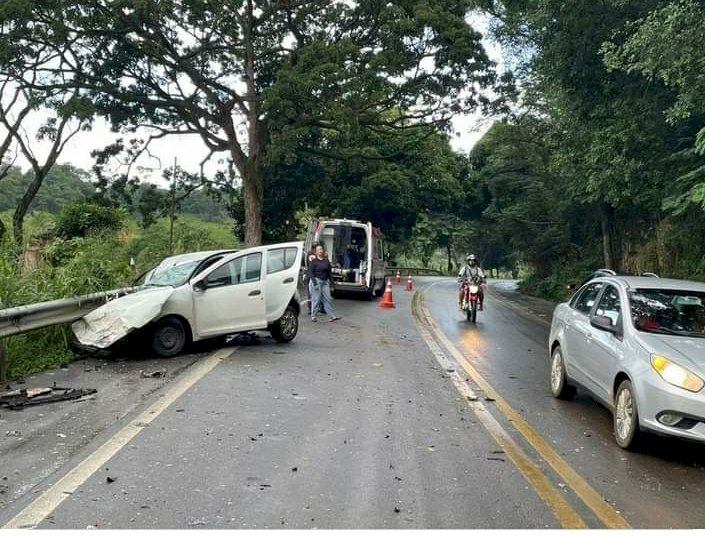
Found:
[1,0,503,245]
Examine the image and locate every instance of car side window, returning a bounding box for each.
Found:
[267,247,298,274]
[594,285,621,327]
[573,282,603,314]
[243,253,262,282]
[207,253,262,287]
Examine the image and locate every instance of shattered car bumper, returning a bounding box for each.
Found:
[72,287,174,349]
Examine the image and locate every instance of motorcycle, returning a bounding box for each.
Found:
[459,275,483,323]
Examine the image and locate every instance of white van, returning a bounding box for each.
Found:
[305,218,387,298]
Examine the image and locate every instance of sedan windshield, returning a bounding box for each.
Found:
[630,288,705,337]
[145,259,202,288]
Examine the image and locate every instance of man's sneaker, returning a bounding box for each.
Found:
[311,317,318,322]
[329,316,340,322]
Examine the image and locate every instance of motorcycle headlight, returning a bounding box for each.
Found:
[651,355,704,393]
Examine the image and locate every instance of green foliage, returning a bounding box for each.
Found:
[0,165,94,214]
[0,212,234,380]
[55,200,126,239]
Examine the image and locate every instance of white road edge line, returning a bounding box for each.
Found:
[3,347,235,529]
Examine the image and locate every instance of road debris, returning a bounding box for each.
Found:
[484,396,496,402]
[5,430,22,437]
[140,369,167,379]
[487,457,506,462]
[0,386,97,410]
[106,476,116,484]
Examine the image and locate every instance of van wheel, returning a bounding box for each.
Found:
[270,306,299,343]
[374,281,385,297]
[151,317,188,357]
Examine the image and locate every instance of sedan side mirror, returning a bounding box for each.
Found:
[193,280,207,293]
[591,315,621,336]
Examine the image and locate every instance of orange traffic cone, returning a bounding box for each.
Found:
[396,270,401,284]
[406,274,414,291]
[379,280,396,308]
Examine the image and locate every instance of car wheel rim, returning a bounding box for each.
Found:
[551,352,563,394]
[280,310,297,339]
[158,327,179,350]
[616,388,633,441]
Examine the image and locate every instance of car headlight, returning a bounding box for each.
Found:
[651,355,704,393]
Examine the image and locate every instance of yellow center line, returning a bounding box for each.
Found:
[411,293,587,528]
[3,347,235,529]
[416,282,630,529]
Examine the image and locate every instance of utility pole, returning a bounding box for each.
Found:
[169,157,177,255]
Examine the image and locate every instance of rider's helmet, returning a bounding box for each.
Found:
[466,254,477,265]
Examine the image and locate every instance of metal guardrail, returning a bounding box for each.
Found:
[0,286,141,383]
[385,267,445,276]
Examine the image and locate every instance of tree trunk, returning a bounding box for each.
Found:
[242,159,264,247]
[598,204,614,270]
[0,218,6,243]
[446,243,453,273]
[13,171,46,247]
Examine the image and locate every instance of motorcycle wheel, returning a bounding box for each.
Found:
[470,302,477,323]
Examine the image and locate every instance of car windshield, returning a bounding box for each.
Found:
[145,259,203,287]
[630,288,705,337]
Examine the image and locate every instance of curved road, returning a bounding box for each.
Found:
[0,277,703,528]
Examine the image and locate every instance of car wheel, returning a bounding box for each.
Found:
[151,317,188,357]
[550,346,576,400]
[270,305,299,343]
[614,379,642,450]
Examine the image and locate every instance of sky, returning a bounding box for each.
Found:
[5,13,503,189]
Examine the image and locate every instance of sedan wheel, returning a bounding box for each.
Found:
[614,380,642,450]
[270,306,299,343]
[550,346,575,400]
[151,317,188,357]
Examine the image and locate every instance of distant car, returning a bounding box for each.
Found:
[73,243,304,357]
[549,275,705,449]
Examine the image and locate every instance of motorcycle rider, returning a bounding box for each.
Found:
[458,254,486,311]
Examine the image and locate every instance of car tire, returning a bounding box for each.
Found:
[550,346,576,400]
[614,379,643,450]
[151,317,188,358]
[270,305,299,343]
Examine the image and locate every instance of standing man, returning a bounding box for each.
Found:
[308,244,340,322]
[307,241,326,315]
[458,254,486,310]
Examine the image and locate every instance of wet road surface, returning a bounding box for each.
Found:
[1,277,703,528]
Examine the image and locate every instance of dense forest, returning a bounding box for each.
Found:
[2,1,705,376]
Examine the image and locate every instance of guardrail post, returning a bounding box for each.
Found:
[0,339,7,384]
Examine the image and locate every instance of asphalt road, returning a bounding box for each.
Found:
[1,277,704,529]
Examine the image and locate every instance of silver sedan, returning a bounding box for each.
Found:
[549,276,705,449]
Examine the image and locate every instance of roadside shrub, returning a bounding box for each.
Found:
[55,200,126,239]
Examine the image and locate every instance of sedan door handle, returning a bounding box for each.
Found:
[249,290,262,296]
[283,277,294,284]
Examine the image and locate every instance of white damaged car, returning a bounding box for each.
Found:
[72,242,304,357]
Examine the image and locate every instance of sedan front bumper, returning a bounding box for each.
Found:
[637,371,705,442]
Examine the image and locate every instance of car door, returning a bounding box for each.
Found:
[192,250,266,338]
[587,284,625,404]
[264,244,303,323]
[563,282,604,387]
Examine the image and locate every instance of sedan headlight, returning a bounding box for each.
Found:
[651,355,704,393]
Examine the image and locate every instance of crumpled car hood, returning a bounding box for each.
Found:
[72,287,175,348]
